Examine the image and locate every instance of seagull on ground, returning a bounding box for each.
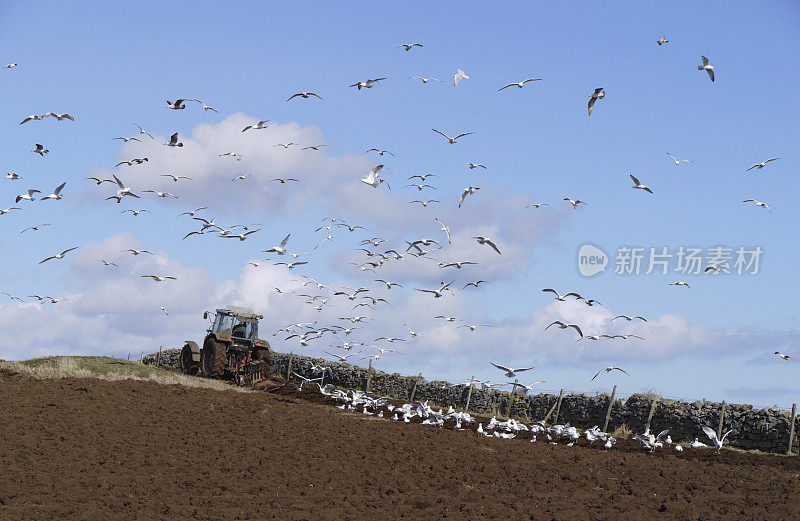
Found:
[40,247,78,264]
[588,88,605,115]
[31,144,49,156]
[698,56,715,82]
[490,362,534,378]
[746,158,780,171]
[666,152,693,165]
[453,69,469,86]
[630,174,653,194]
[591,367,630,381]
[473,236,501,254]
[701,425,734,453]
[433,129,473,144]
[498,78,542,91]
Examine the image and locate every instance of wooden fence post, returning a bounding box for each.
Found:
[787,403,797,455]
[140,352,143,363]
[409,373,422,401]
[554,389,565,424]
[506,379,518,417]
[542,389,564,425]
[127,353,130,361]
[286,352,294,380]
[464,376,475,413]
[603,385,617,433]
[645,395,659,434]
[156,346,162,367]
[365,358,374,393]
[717,401,727,440]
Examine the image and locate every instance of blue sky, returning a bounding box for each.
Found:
[1,1,799,407]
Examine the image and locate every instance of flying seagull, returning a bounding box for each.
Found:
[287,92,323,101]
[15,189,40,203]
[192,99,217,112]
[490,362,534,378]
[432,129,473,144]
[742,199,772,213]
[612,315,647,322]
[666,152,693,165]
[746,158,780,171]
[542,288,582,301]
[133,123,154,139]
[165,99,187,109]
[591,366,629,381]
[360,164,386,188]
[161,174,192,182]
[42,112,74,121]
[544,321,583,338]
[774,351,794,362]
[40,247,78,264]
[459,186,479,207]
[409,76,442,83]
[113,136,140,142]
[498,78,542,91]
[31,144,49,156]
[656,36,669,45]
[434,218,451,244]
[264,234,291,255]
[698,56,715,82]
[20,224,50,233]
[454,69,469,86]
[398,43,423,51]
[41,182,66,200]
[165,133,183,147]
[242,120,269,132]
[473,236,501,254]
[629,174,653,194]
[141,275,177,282]
[588,88,605,116]
[668,281,690,287]
[367,148,395,157]
[564,198,586,208]
[349,78,386,90]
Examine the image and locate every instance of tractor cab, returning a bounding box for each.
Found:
[208,307,259,343]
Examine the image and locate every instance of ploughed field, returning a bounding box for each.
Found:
[1,371,799,520]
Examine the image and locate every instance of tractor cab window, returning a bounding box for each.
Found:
[231,318,256,339]
[216,314,234,335]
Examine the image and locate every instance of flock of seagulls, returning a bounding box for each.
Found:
[2,27,790,453]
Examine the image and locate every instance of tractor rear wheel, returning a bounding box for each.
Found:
[179,344,199,375]
[202,337,227,378]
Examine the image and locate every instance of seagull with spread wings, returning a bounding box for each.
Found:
[490,362,534,378]
[432,129,473,144]
[498,78,542,91]
[591,366,629,381]
[40,247,78,264]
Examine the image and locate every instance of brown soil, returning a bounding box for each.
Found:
[1,372,799,520]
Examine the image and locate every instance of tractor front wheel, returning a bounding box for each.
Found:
[202,337,227,378]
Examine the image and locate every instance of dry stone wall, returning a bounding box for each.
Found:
[145,349,797,453]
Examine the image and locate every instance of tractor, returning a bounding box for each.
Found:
[179,306,272,386]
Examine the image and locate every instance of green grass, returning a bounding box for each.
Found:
[3,356,250,393]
